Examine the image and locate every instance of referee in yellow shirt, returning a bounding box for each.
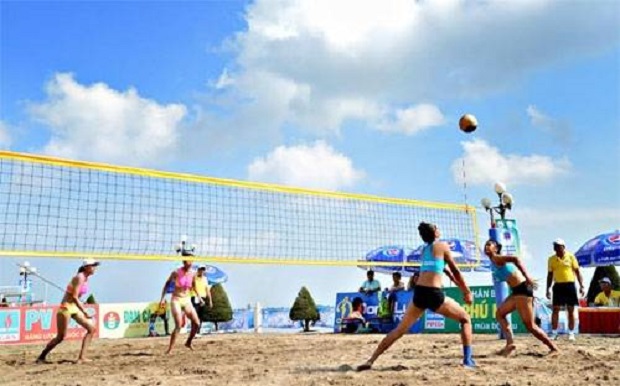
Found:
[546,238,584,341]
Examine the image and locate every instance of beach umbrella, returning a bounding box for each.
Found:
[360,240,490,276]
[407,238,491,272]
[200,264,228,285]
[575,230,620,267]
[358,246,418,276]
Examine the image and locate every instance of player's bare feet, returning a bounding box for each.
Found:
[546,348,560,357]
[497,344,516,357]
[35,357,51,364]
[356,361,372,372]
[76,358,92,364]
[184,341,194,351]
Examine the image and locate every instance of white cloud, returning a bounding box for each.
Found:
[0,121,11,149]
[527,105,552,128]
[452,139,570,186]
[204,0,619,140]
[526,105,571,144]
[247,141,364,190]
[29,73,187,166]
[214,68,235,89]
[378,104,446,135]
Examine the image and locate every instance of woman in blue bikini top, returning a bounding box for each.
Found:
[358,222,476,370]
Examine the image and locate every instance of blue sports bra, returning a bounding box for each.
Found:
[420,242,445,274]
[491,259,517,282]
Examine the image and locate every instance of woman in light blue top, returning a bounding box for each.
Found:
[486,240,558,356]
[358,222,475,370]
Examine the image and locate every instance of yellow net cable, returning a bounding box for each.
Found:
[0,151,480,266]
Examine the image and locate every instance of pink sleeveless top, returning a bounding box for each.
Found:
[175,268,194,291]
[66,272,88,298]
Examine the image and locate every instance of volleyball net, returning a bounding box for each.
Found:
[0,151,480,266]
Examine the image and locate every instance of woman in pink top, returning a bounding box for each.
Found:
[160,260,204,354]
[37,259,99,364]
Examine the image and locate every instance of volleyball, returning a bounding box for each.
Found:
[459,114,478,133]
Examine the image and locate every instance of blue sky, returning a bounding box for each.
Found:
[1,0,619,308]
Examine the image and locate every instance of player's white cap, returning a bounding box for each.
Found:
[82,258,100,267]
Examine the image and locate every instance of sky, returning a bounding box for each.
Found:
[0,0,619,309]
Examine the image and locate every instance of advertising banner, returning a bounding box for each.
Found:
[20,305,98,344]
[0,308,21,343]
[99,302,172,339]
[425,286,526,334]
[494,219,522,257]
[334,291,423,333]
[334,286,528,334]
[198,308,254,334]
[261,307,298,329]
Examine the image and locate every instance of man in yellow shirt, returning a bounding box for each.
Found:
[546,238,584,341]
[191,266,213,332]
[594,277,620,307]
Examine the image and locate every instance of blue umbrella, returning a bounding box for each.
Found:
[200,264,228,285]
[445,238,490,272]
[575,230,620,267]
[407,239,490,272]
[359,246,417,276]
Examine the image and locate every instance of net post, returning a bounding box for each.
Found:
[254,302,262,333]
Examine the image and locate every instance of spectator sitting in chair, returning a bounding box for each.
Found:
[594,277,620,307]
[348,298,365,323]
[342,297,367,333]
[359,270,381,295]
[0,296,8,308]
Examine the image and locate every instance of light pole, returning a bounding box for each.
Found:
[19,261,37,305]
[480,182,514,228]
[481,182,515,339]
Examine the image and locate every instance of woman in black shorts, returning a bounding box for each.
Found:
[357,222,476,369]
[486,240,558,356]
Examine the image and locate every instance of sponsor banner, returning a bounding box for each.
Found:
[198,308,254,334]
[0,308,21,343]
[314,305,335,329]
[218,308,253,330]
[334,291,422,333]
[99,302,174,339]
[197,306,333,333]
[334,286,528,334]
[427,286,526,334]
[261,307,298,329]
[20,305,98,344]
[494,219,522,257]
[424,311,445,330]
